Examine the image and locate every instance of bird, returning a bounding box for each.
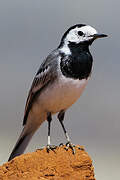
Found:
[8,24,107,161]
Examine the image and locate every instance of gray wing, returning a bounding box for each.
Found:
[23,50,59,125]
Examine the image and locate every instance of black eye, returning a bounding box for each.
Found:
[78,31,84,36]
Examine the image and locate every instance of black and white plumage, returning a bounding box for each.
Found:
[8,24,107,161]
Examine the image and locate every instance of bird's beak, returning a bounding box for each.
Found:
[89,33,108,39]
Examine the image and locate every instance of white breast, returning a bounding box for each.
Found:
[37,75,88,114]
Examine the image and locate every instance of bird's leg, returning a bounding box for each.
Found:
[58,111,70,142]
[58,110,75,154]
[46,112,57,152]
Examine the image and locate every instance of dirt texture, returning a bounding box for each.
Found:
[0,145,95,180]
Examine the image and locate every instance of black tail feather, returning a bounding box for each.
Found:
[8,129,33,161]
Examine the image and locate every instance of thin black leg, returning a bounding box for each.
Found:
[47,112,52,146]
[58,110,75,154]
[58,110,70,142]
[46,112,57,152]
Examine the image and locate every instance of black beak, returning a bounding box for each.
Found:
[89,34,108,39]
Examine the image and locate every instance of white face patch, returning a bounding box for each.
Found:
[59,43,71,55]
[59,25,98,55]
[65,25,98,44]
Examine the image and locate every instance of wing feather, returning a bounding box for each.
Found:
[23,50,59,125]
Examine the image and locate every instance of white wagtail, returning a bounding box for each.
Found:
[8,24,107,161]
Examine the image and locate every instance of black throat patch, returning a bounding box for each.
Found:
[60,44,93,80]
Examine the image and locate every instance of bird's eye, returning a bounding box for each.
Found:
[78,31,84,36]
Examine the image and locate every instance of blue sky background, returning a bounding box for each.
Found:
[0,1,120,179]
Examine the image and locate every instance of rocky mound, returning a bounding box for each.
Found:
[0,145,95,180]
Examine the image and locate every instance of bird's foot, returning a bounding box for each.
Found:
[46,144,57,153]
[64,141,76,154]
[59,143,64,147]
[36,145,57,152]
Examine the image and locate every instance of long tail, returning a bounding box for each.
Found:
[8,127,34,161]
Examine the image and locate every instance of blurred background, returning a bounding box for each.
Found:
[0,0,119,179]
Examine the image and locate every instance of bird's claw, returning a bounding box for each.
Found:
[64,141,76,154]
[46,145,57,153]
[59,143,64,147]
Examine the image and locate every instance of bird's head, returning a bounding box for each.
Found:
[59,24,107,53]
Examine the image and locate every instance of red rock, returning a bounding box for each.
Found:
[0,145,95,180]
